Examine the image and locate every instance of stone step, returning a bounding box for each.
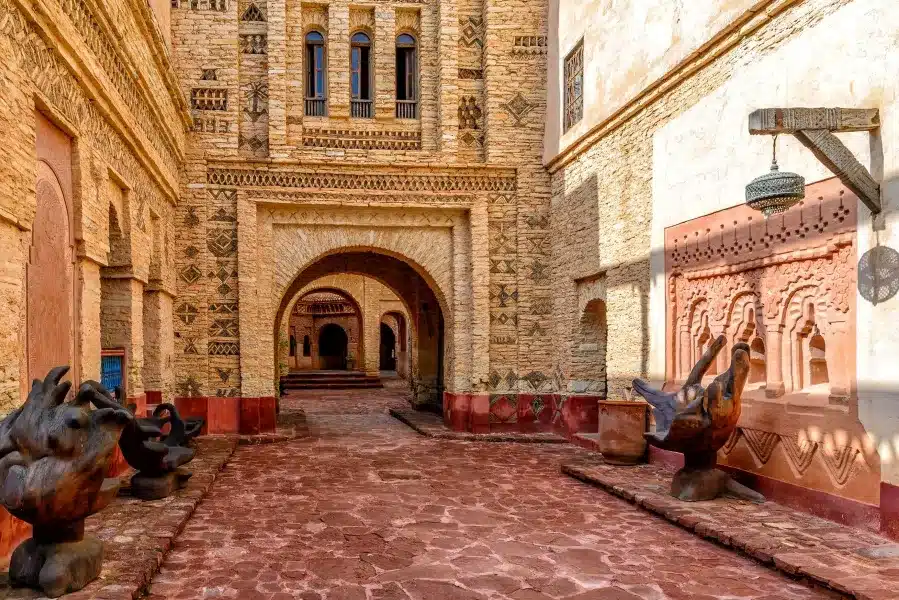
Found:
[281,382,384,390]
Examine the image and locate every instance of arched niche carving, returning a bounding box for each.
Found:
[28,160,75,384]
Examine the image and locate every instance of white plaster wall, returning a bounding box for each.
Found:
[545,0,759,161]
[649,0,899,484]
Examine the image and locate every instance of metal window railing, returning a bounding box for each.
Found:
[395,100,417,120]
[351,99,373,119]
[305,97,327,117]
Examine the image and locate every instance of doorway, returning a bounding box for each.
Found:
[318,323,349,370]
[379,323,397,371]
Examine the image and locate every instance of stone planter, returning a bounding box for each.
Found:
[598,400,648,465]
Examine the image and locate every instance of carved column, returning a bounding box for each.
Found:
[765,325,785,397]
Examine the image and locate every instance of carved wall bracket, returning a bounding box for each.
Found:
[748,108,881,214]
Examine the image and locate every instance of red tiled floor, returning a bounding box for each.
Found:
[146,381,843,600]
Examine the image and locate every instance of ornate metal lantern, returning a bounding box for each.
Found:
[746,135,805,217]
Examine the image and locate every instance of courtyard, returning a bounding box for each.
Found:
[143,382,838,600]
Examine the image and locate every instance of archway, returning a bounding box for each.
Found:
[284,288,362,371]
[273,250,447,407]
[318,324,349,370]
[380,323,397,371]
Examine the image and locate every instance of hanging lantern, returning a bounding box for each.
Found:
[745,135,805,217]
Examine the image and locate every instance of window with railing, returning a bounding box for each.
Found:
[395,33,418,119]
[563,40,584,132]
[350,31,373,118]
[305,30,327,116]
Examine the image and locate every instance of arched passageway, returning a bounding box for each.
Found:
[286,288,362,371]
[274,251,447,407]
[318,323,349,370]
[379,323,396,371]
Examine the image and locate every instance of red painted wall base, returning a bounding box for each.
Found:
[443,392,600,437]
[174,396,277,435]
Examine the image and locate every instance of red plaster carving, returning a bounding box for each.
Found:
[664,178,879,505]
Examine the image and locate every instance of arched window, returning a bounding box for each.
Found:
[395,33,417,119]
[809,334,829,386]
[350,32,373,118]
[305,31,327,116]
[749,337,766,384]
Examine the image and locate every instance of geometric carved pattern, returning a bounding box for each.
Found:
[179,264,203,285]
[500,93,536,127]
[302,128,422,151]
[241,2,264,21]
[458,68,483,80]
[489,394,517,423]
[208,341,240,356]
[780,435,817,476]
[458,96,482,130]
[721,428,742,455]
[207,228,238,257]
[207,168,517,192]
[191,88,228,111]
[821,445,864,487]
[459,16,484,48]
[741,428,779,465]
[511,35,547,56]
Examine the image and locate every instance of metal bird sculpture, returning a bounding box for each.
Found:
[91,388,201,500]
[632,335,764,503]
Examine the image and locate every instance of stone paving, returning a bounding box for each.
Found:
[145,384,843,600]
[0,437,238,599]
[390,408,567,444]
[562,462,899,600]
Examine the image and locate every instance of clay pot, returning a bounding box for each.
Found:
[598,400,648,465]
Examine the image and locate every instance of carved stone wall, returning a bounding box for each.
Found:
[664,179,879,504]
[0,0,183,410]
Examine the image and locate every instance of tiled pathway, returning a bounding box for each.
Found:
[146,383,843,600]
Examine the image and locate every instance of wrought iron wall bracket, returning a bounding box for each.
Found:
[748,108,882,214]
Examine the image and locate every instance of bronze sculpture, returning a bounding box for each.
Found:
[632,335,764,503]
[0,367,133,597]
[91,391,201,501]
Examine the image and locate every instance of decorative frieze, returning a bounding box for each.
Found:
[207,168,517,192]
[512,35,547,56]
[302,128,421,151]
[191,88,228,111]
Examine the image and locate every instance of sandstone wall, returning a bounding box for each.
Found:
[546,0,899,525]
[171,0,554,413]
[0,0,186,410]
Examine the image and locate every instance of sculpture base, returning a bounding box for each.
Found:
[9,535,103,598]
[131,469,192,501]
[671,452,765,503]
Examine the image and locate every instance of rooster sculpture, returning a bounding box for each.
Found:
[632,335,764,503]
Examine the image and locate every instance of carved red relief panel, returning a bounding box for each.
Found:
[664,178,879,504]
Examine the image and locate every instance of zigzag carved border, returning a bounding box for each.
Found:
[207,167,517,193]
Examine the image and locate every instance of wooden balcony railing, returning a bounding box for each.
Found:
[351,99,373,119]
[305,97,327,117]
[395,100,417,120]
